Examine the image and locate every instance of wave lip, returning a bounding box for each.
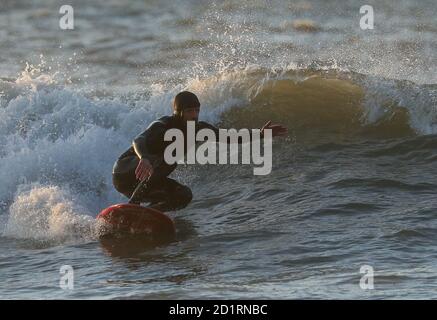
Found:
[189,67,435,141]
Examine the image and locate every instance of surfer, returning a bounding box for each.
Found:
[112,91,287,211]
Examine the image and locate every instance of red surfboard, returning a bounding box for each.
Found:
[96,203,176,239]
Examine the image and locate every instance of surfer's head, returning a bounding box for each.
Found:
[173,91,200,123]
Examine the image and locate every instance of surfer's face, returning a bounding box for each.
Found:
[182,107,200,123]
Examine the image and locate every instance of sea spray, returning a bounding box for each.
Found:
[3,184,96,243]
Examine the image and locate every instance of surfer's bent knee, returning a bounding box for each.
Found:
[112,173,135,198]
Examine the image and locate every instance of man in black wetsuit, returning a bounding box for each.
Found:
[112,91,287,211]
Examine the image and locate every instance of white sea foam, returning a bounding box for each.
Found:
[3,184,95,243]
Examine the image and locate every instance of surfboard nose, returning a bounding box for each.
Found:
[96,203,176,238]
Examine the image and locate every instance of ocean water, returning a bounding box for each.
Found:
[1,0,437,299]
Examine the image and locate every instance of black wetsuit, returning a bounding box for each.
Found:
[112,115,220,211]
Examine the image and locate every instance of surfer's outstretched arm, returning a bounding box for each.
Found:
[197,120,287,143]
[260,120,288,137]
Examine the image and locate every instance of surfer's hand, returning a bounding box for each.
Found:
[135,158,153,181]
[261,120,288,137]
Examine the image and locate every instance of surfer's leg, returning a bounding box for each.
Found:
[112,172,137,199]
[143,178,192,211]
[113,171,192,210]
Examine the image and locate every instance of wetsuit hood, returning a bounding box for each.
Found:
[173,91,200,118]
